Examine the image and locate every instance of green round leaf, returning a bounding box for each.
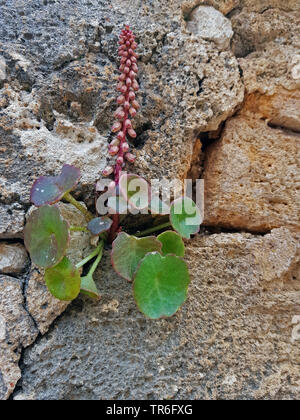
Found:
[133,252,190,319]
[170,197,202,239]
[45,257,81,301]
[80,274,101,300]
[119,173,150,210]
[24,205,69,268]
[30,164,81,206]
[111,232,162,281]
[87,217,112,235]
[157,231,185,257]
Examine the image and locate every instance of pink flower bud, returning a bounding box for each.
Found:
[124,66,130,74]
[131,100,139,110]
[119,74,126,81]
[128,128,137,138]
[111,121,122,133]
[121,142,129,152]
[129,70,136,79]
[126,78,132,87]
[110,138,120,147]
[124,119,132,129]
[120,56,127,64]
[117,95,125,105]
[126,40,130,47]
[117,82,124,91]
[131,56,137,63]
[132,80,139,91]
[121,85,127,94]
[129,107,137,117]
[116,156,124,165]
[131,42,137,49]
[114,107,124,117]
[131,63,138,73]
[125,153,136,163]
[128,48,134,55]
[126,59,131,67]
[109,145,119,156]
[102,166,114,176]
[122,51,128,57]
[119,64,125,72]
[128,91,136,101]
[117,131,125,141]
[124,101,130,110]
[115,110,125,120]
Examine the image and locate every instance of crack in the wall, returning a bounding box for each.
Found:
[266,121,300,135]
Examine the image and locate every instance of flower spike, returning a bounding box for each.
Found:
[107,25,139,183]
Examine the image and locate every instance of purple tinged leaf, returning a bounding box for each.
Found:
[87,217,113,235]
[30,164,81,206]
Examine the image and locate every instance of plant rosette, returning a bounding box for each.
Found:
[23,25,203,319]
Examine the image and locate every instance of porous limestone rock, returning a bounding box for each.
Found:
[15,228,300,400]
[0,0,244,225]
[239,0,300,12]
[0,0,299,401]
[0,275,38,400]
[182,0,240,16]
[231,8,300,58]
[0,243,28,274]
[242,88,300,133]
[185,6,234,49]
[0,56,6,84]
[203,113,300,232]
[0,205,25,239]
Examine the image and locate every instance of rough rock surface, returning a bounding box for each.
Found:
[0,243,28,274]
[186,6,234,49]
[243,88,300,133]
[0,275,38,400]
[15,228,300,400]
[0,0,299,401]
[203,113,300,232]
[232,7,300,58]
[0,205,25,239]
[182,1,240,16]
[202,0,300,233]
[0,0,244,235]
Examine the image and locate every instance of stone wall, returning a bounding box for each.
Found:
[0,0,299,400]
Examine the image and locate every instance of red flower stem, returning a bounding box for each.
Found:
[109,94,130,242]
[114,96,129,184]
